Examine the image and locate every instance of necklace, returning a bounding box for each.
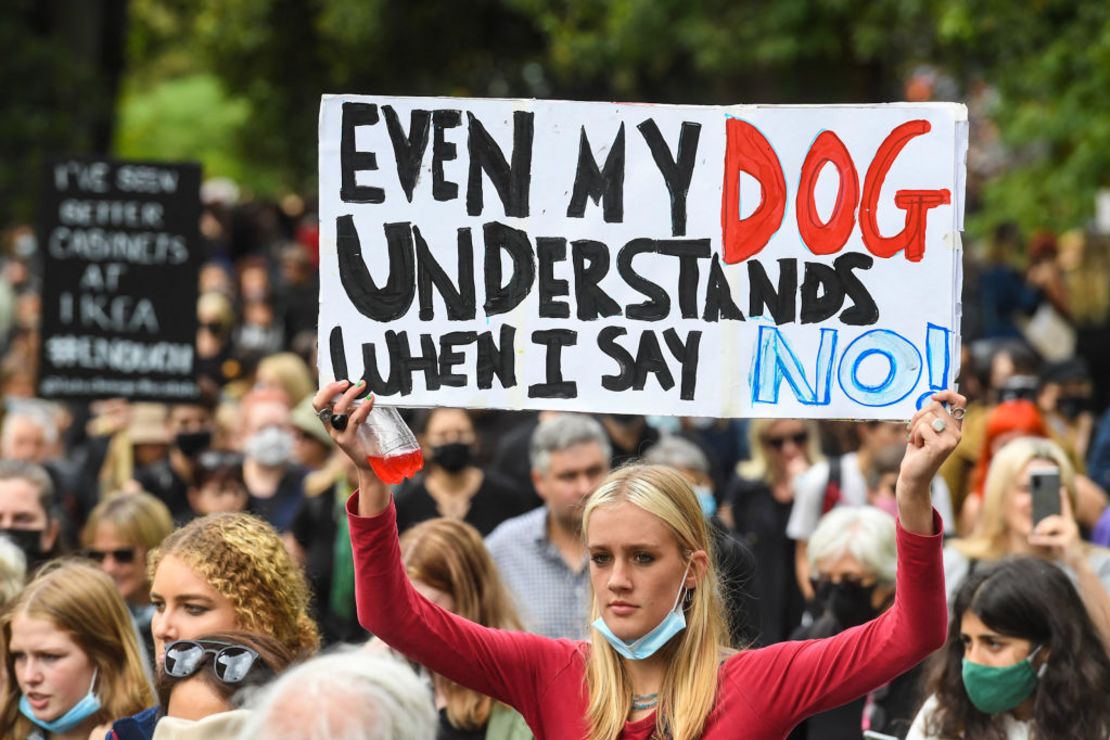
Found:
[632,692,659,711]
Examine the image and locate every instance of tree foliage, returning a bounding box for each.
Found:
[9,0,1110,237]
[2,0,126,227]
[933,0,1110,234]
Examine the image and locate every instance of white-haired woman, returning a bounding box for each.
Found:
[791,506,922,738]
[317,381,964,740]
[237,648,437,739]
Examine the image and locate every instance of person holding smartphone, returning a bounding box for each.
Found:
[942,436,1110,649]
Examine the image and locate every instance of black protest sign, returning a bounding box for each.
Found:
[37,159,202,401]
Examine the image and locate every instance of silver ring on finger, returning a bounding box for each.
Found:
[317,407,333,425]
[931,417,947,433]
[950,406,966,421]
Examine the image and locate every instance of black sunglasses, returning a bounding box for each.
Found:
[765,431,808,450]
[198,321,227,335]
[163,640,263,684]
[84,548,137,564]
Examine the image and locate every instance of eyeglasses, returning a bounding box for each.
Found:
[163,640,264,684]
[84,548,137,564]
[765,431,808,450]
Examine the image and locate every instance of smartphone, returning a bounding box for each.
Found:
[1030,467,1061,526]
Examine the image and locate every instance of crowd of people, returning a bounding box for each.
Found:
[1,198,1110,739]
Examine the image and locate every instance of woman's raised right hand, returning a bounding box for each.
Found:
[313,380,391,516]
[313,379,375,468]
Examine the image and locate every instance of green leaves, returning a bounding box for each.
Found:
[9,0,1102,238]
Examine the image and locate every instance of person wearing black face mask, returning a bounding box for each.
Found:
[393,408,533,536]
[1037,358,1097,469]
[0,460,61,573]
[133,401,216,524]
[788,506,921,740]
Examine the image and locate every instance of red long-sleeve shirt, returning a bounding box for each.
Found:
[348,494,947,739]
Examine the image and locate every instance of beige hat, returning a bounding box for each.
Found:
[127,403,171,445]
[152,709,251,739]
[290,396,333,448]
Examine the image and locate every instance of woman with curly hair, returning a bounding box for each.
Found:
[908,556,1110,739]
[2,560,154,739]
[148,512,318,660]
[106,512,318,738]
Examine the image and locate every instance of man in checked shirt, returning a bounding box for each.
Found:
[486,414,611,639]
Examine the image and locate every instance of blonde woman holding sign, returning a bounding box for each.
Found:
[317,380,963,739]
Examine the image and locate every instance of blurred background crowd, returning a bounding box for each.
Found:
[4,2,1110,739]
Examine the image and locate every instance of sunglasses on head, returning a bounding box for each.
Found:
[765,431,808,450]
[84,548,137,564]
[163,640,264,684]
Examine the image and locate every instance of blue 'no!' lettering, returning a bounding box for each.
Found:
[752,323,951,408]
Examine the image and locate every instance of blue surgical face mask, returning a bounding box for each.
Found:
[20,668,101,733]
[646,415,682,435]
[693,485,717,517]
[592,564,691,660]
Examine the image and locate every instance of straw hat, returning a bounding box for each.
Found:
[127,403,171,445]
[290,396,333,448]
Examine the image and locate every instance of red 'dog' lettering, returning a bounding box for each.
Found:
[721,117,951,264]
[796,131,859,256]
[859,120,950,263]
[721,119,786,264]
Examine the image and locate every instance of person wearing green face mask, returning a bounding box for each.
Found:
[908,556,1110,739]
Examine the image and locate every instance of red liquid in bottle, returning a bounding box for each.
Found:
[367,448,425,484]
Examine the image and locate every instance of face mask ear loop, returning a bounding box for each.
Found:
[1028,644,1047,678]
[675,561,693,612]
[626,561,694,652]
[88,667,100,696]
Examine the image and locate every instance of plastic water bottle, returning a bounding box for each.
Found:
[354,404,424,484]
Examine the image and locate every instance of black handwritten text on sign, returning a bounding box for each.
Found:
[37,159,202,402]
[318,97,965,420]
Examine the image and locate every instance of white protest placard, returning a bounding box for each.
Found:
[318,95,967,419]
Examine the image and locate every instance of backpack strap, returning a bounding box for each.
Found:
[820,455,843,515]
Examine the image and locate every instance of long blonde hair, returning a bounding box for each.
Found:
[582,465,729,740]
[1,560,154,734]
[737,418,823,483]
[400,518,522,730]
[953,436,1077,561]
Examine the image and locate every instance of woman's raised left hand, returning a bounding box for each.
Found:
[897,389,967,535]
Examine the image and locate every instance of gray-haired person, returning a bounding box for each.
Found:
[0,459,60,572]
[237,649,436,740]
[485,413,612,639]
